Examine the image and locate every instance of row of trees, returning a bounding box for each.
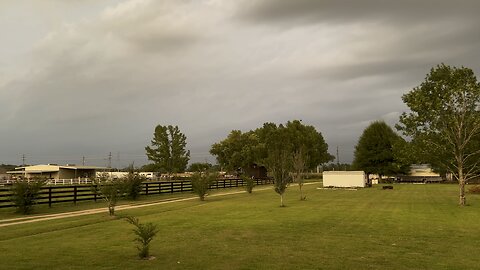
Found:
[353,64,480,206]
[144,65,479,207]
[210,120,334,206]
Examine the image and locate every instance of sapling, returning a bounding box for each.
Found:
[125,216,159,259]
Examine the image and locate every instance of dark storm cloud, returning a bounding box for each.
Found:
[1,0,480,166]
[239,0,480,25]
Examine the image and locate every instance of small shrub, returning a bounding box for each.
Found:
[122,173,145,200]
[468,185,480,194]
[125,216,159,259]
[92,173,124,216]
[10,179,46,214]
[242,175,255,193]
[191,171,217,201]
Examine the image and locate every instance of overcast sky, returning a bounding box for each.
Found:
[1,0,479,168]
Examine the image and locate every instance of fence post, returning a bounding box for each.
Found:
[235,179,238,187]
[171,182,174,193]
[146,183,150,195]
[48,187,52,208]
[94,184,97,202]
[180,181,184,192]
[73,186,77,205]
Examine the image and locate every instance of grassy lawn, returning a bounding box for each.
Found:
[1,183,479,270]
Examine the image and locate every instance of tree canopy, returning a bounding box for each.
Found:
[210,120,333,174]
[145,125,190,174]
[353,121,409,178]
[211,120,333,206]
[210,130,262,172]
[397,64,480,206]
[188,162,213,172]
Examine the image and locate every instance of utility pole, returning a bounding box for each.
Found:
[336,146,340,167]
[22,154,26,166]
[108,152,112,169]
[82,156,85,166]
[117,152,120,171]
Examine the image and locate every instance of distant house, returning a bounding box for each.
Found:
[8,164,105,180]
[409,164,440,177]
[323,171,367,188]
[244,163,268,179]
[397,164,443,183]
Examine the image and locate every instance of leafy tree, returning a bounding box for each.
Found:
[188,162,212,172]
[210,130,263,173]
[211,120,333,206]
[92,173,124,216]
[397,64,480,206]
[10,179,46,214]
[191,171,217,201]
[211,120,333,175]
[122,172,145,200]
[139,163,161,172]
[145,125,190,174]
[353,121,410,180]
[292,149,307,200]
[284,120,333,170]
[125,216,159,259]
[262,123,293,207]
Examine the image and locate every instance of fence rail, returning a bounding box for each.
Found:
[0,178,273,209]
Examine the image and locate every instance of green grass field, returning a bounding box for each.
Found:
[1,183,479,270]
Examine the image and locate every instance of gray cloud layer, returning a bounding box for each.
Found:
[1,0,479,166]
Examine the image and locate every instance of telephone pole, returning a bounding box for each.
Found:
[336,146,340,167]
[82,156,85,166]
[108,152,112,169]
[22,154,26,166]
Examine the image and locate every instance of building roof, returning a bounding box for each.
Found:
[8,164,106,174]
[323,171,365,175]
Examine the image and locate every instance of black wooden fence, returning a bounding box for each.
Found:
[0,178,273,209]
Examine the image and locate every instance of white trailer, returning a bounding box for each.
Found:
[322,171,366,188]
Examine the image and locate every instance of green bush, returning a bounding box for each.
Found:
[10,179,46,214]
[191,172,217,201]
[242,175,255,193]
[125,216,159,259]
[122,173,145,200]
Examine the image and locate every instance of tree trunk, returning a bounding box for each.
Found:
[459,179,466,206]
[108,204,115,216]
[458,163,466,206]
[280,193,284,207]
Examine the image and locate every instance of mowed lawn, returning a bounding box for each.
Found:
[1,183,479,270]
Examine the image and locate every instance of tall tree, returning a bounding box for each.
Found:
[397,64,480,206]
[262,123,292,207]
[211,120,333,206]
[353,121,409,180]
[210,130,263,173]
[284,120,333,170]
[145,125,190,174]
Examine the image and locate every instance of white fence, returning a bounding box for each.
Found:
[1,178,93,186]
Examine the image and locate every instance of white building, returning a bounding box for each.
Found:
[8,164,105,180]
[323,171,367,188]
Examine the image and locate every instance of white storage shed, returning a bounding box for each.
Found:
[322,171,367,188]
